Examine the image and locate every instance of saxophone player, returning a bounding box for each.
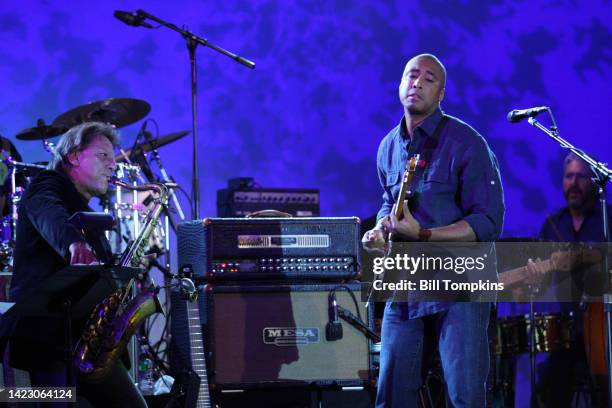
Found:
[1,122,147,407]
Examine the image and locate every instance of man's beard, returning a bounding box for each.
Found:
[565,188,594,210]
[408,103,433,116]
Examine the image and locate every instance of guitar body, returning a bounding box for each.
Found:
[583,302,608,375]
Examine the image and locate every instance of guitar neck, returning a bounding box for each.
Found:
[500,258,554,287]
[186,299,212,408]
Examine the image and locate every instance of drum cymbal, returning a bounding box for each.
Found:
[16,124,67,141]
[117,130,190,161]
[52,98,151,129]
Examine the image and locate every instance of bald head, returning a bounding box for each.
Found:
[405,53,447,88]
[399,53,447,119]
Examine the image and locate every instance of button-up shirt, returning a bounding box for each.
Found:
[376,108,505,318]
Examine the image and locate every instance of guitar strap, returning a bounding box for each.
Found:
[405,115,449,209]
[413,115,449,175]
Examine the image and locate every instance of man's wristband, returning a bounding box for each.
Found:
[418,228,432,242]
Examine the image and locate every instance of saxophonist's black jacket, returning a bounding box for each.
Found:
[0,169,112,370]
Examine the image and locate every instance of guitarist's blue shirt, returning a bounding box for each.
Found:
[376,107,505,318]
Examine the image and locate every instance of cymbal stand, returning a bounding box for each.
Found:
[42,138,55,156]
[145,134,185,224]
[8,158,20,244]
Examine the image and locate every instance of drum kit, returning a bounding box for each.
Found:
[0,97,188,275]
[495,312,573,355]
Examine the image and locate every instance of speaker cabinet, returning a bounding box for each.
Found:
[171,282,372,391]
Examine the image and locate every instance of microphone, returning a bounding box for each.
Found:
[325,291,343,341]
[507,106,549,123]
[114,10,153,29]
[131,121,156,182]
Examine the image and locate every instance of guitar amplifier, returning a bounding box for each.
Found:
[177,217,361,282]
[217,188,320,217]
[170,283,373,391]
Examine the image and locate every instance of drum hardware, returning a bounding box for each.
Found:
[116,124,187,228]
[7,160,46,243]
[140,130,186,222]
[106,170,170,261]
[15,119,62,158]
[116,130,190,161]
[0,159,47,272]
[51,98,151,129]
[495,312,573,355]
[15,120,66,141]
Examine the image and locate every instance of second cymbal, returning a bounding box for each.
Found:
[117,130,190,161]
[16,124,67,141]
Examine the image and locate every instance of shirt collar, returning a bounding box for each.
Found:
[397,107,444,145]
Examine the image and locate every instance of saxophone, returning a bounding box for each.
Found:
[74,178,171,382]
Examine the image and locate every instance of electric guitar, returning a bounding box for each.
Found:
[185,287,212,407]
[386,153,420,245]
[499,245,601,288]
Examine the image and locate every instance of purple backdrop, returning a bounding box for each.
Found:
[0,0,610,237]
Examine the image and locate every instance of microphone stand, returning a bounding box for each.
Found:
[133,9,255,220]
[528,113,612,403]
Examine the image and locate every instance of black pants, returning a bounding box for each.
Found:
[28,362,147,408]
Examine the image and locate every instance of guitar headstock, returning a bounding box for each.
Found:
[550,244,602,272]
[394,154,421,220]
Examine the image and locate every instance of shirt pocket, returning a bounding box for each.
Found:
[422,166,455,195]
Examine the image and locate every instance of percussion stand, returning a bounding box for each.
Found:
[527,112,612,403]
[6,159,45,243]
[528,288,538,408]
[42,138,55,155]
[114,162,146,383]
[144,135,185,228]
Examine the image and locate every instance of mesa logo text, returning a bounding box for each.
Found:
[263,327,320,346]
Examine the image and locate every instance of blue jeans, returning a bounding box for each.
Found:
[375,302,491,408]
